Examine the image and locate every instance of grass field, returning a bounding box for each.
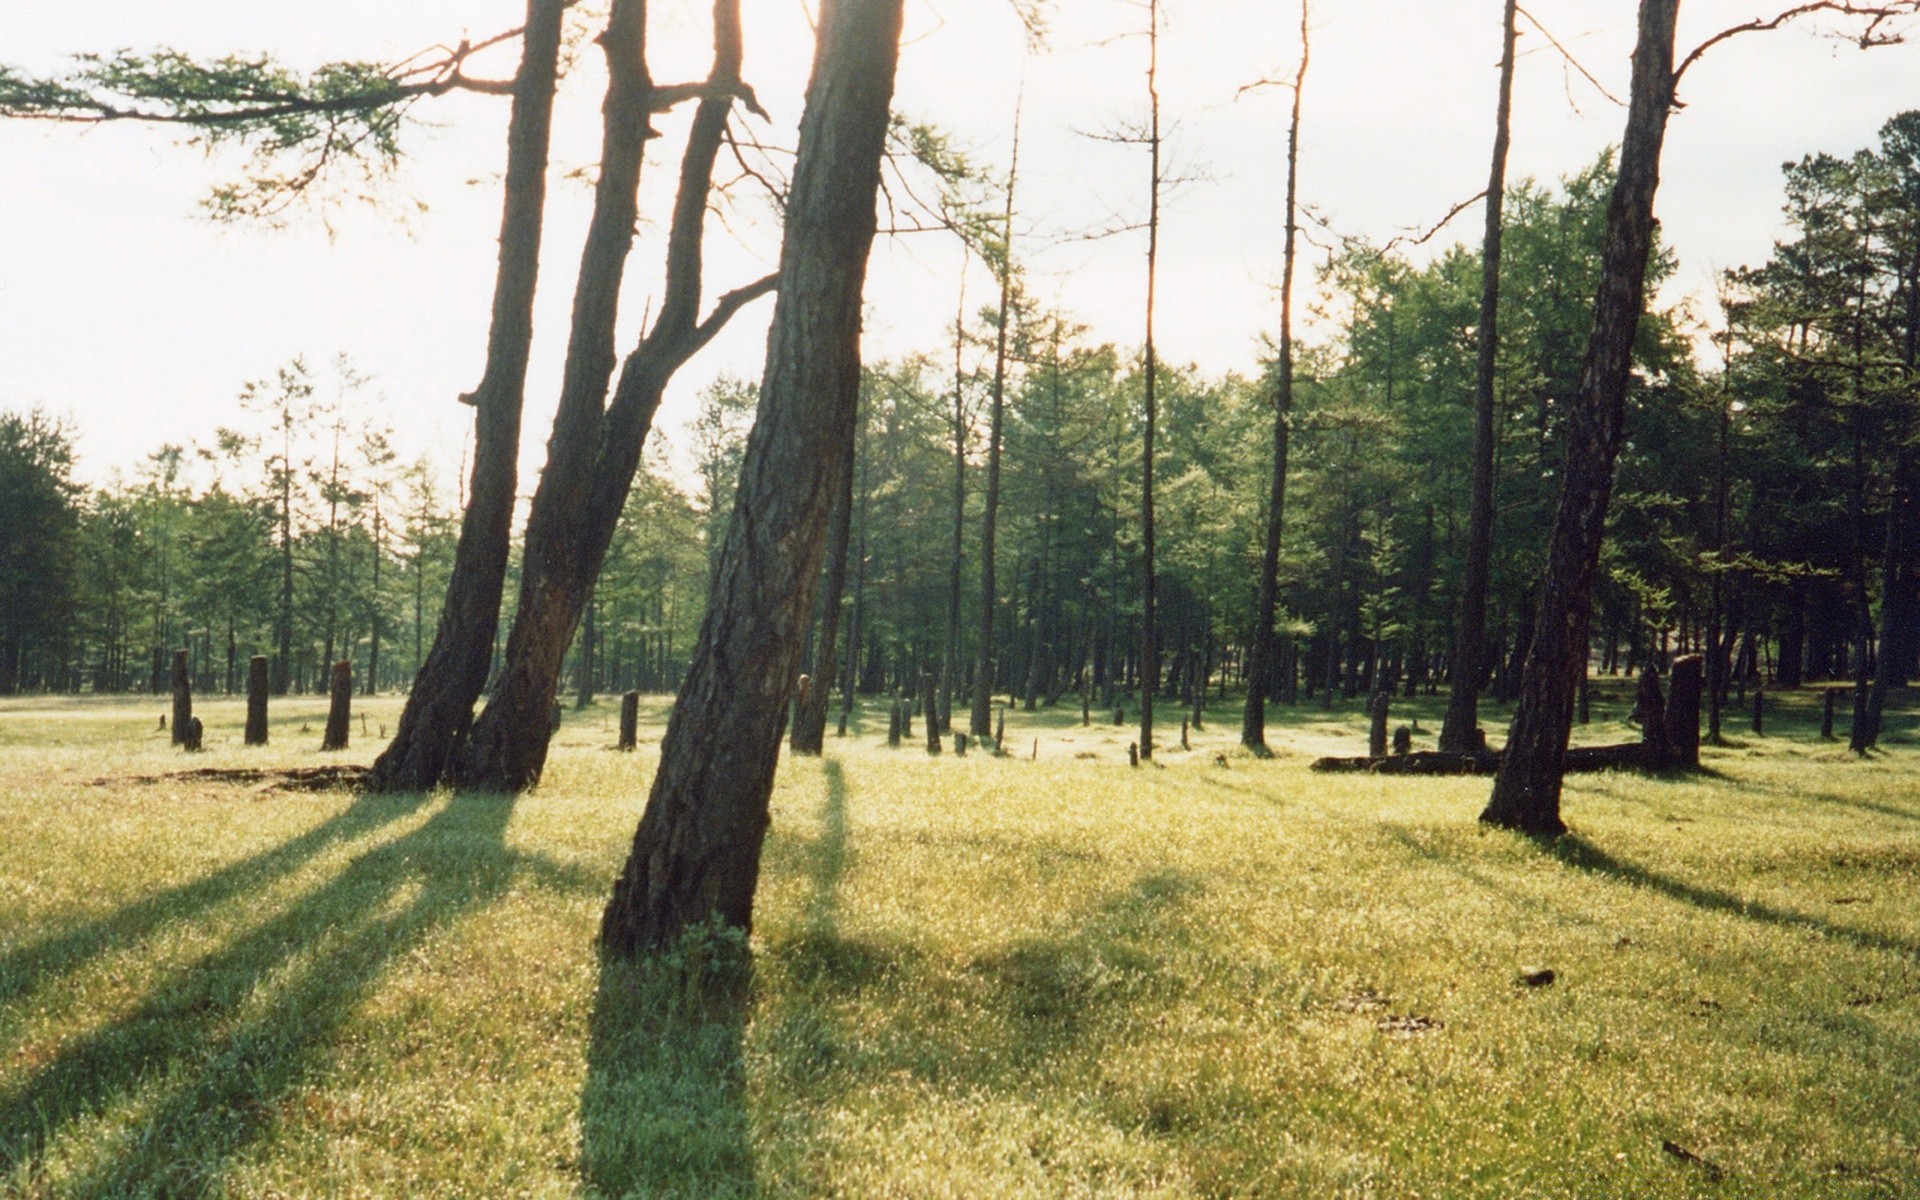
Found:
[1,683,1917,1197]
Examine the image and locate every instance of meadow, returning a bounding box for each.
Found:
[1,684,1916,1197]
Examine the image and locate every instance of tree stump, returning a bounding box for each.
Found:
[1114,706,1125,727]
[170,649,192,748]
[245,655,270,746]
[1128,742,1139,768]
[955,733,968,756]
[321,661,352,751]
[887,702,902,747]
[1822,689,1837,740]
[1634,667,1670,761]
[1368,691,1390,758]
[182,716,204,753]
[1751,688,1764,736]
[618,691,639,751]
[994,706,1006,756]
[922,673,942,755]
[1393,725,1413,756]
[1664,654,1702,767]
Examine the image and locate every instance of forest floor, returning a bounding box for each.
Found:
[0,682,1917,1198]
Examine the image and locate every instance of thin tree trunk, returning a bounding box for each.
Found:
[971,106,1022,740]
[942,256,969,735]
[368,0,566,792]
[1139,0,1163,762]
[1482,0,1679,834]
[1439,0,1518,754]
[1242,0,1307,753]
[600,0,904,955]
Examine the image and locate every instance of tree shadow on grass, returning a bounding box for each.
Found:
[0,788,431,1018]
[0,788,600,1195]
[575,757,862,1198]
[1546,834,1920,961]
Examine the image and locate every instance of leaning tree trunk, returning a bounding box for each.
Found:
[367,0,565,793]
[600,0,905,956]
[461,0,774,791]
[1439,0,1518,755]
[1242,0,1307,753]
[1482,0,1678,834]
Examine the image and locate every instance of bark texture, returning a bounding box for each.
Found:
[599,0,904,956]
[1482,0,1678,835]
[368,0,565,792]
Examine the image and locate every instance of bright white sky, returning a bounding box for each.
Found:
[3,0,1917,489]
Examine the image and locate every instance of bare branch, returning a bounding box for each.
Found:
[1675,0,1920,88]
[1515,6,1626,106]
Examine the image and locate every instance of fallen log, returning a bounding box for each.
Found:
[1312,741,1669,775]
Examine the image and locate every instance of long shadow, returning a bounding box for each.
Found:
[0,787,431,1022]
[0,788,600,1193]
[1547,834,1920,961]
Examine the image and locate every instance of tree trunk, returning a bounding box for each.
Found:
[1440,0,1519,754]
[1139,0,1163,762]
[368,0,566,792]
[322,660,353,752]
[971,111,1021,741]
[1241,0,1307,754]
[461,0,773,792]
[922,671,941,755]
[619,690,639,751]
[1482,0,1678,835]
[170,648,191,747]
[1664,653,1702,767]
[245,654,269,746]
[599,0,904,956]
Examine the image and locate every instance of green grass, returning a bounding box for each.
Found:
[1,683,1917,1197]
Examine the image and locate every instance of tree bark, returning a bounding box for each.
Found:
[599,0,904,956]
[619,690,639,751]
[1242,0,1307,754]
[368,0,565,792]
[1481,0,1678,835]
[461,0,775,791]
[170,648,191,747]
[1440,0,1518,755]
[322,660,352,751]
[245,654,269,745]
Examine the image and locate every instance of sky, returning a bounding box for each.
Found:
[3,0,1918,490]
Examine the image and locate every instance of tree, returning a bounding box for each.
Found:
[1438,0,1519,755]
[971,112,1024,743]
[1481,0,1681,833]
[599,0,906,955]
[370,0,568,791]
[1242,0,1308,753]
[1139,0,1165,760]
[458,0,779,791]
[1481,0,1920,830]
